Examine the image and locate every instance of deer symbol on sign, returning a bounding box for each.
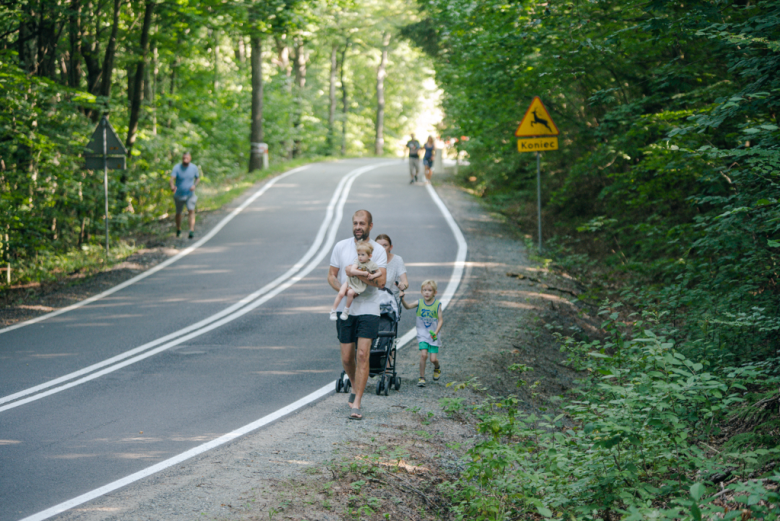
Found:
[531,109,553,132]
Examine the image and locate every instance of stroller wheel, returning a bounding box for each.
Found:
[375,377,384,395]
[394,376,401,391]
[335,378,343,393]
[383,375,390,396]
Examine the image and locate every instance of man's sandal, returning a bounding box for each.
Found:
[349,407,363,420]
[348,393,356,408]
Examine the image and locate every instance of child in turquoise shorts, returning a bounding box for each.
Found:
[400,279,444,387]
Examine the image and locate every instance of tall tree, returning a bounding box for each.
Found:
[125,0,154,156]
[339,39,349,156]
[327,42,338,154]
[374,31,390,156]
[67,0,83,88]
[292,37,308,157]
[99,0,121,99]
[248,33,264,171]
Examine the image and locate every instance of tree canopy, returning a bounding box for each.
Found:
[405,0,780,518]
[0,0,433,279]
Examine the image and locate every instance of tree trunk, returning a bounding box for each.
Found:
[209,28,219,92]
[99,0,121,99]
[125,0,154,157]
[151,43,157,135]
[235,34,245,66]
[169,54,178,96]
[36,4,60,80]
[248,35,264,172]
[68,0,82,88]
[143,62,152,101]
[18,6,37,75]
[339,41,349,156]
[273,36,292,159]
[127,65,135,108]
[375,32,391,156]
[59,53,69,84]
[327,43,338,155]
[292,38,307,158]
[81,1,102,96]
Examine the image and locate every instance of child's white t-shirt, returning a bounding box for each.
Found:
[330,238,388,316]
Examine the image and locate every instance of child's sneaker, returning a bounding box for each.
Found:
[329,310,338,321]
[340,308,351,320]
[433,366,442,381]
[417,377,426,387]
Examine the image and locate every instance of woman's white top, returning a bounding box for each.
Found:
[385,255,407,299]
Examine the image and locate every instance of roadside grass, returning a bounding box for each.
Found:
[9,240,139,290]
[246,411,464,520]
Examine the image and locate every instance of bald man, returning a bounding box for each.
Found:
[169,152,200,239]
[328,210,387,420]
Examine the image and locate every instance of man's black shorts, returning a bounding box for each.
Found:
[336,313,380,344]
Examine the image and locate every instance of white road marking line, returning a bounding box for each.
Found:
[0,165,311,336]
[0,163,388,413]
[18,175,467,521]
[18,385,334,521]
[393,183,468,350]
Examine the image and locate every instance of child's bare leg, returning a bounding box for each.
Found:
[344,288,358,309]
[332,282,350,310]
[419,350,428,378]
[430,353,439,369]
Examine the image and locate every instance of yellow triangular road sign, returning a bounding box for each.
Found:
[515,97,559,137]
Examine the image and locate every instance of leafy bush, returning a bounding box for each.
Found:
[444,307,780,520]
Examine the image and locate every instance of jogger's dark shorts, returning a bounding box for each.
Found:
[336,313,380,344]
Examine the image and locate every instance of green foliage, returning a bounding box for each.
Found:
[1,0,433,286]
[411,0,779,361]
[444,309,780,520]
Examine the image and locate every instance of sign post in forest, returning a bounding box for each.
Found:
[515,97,559,252]
[84,116,127,256]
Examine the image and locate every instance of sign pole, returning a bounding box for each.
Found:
[515,96,559,254]
[103,118,109,256]
[536,151,542,252]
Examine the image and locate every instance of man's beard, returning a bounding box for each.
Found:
[353,229,367,242]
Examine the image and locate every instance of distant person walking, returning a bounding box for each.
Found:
[404,134,422,184]
[169,152,200,239]
[422,136,435,184]
[328,210,388,420]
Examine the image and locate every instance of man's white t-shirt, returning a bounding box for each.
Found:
[330,238,388,316]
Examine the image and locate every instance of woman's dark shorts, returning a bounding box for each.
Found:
[423,158,433,168]
[336,313,380,344]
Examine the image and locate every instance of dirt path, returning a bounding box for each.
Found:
[47,173,589,521]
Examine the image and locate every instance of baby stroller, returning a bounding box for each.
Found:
[335,288,402,396]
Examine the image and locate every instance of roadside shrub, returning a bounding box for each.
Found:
[444,308,780,520]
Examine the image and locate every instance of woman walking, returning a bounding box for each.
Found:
[375,234,408,307]
[422,136,436,184]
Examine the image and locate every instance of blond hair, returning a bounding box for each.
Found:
[356,242,374,255]
[421,279,438,292]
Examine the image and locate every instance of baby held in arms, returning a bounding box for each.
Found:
[330,241,381,321]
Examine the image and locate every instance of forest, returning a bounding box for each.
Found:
[0,0,432,282]
[3,0,780,519]
[405,0,779,519]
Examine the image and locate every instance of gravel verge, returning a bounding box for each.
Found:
[46,171,598,521]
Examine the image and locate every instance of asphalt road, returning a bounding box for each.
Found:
[0,159,461,521]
